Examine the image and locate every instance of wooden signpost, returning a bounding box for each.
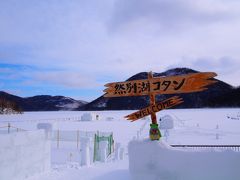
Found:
[104,71,217,140]
[125,96,183,122]
[104,72,217,97]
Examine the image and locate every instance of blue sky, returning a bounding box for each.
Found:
[1,0,240,101]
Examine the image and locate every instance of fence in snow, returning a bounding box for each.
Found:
[51,130,96,149]
[171,144,240,152]
[51,130,113,149]
[0,123,116,165]
[49,129,115,164]
[0,123,26,134]
[0,116,82,123]
[93,132,114,162]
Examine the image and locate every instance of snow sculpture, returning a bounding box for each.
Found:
[159,115,174,129]
[37,123,52,139]
[159,115,174,138]
[80,137,91,166]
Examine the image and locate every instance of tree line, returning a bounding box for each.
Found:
[0,98,23,114]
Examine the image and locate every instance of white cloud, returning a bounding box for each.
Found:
[108,0,233,33]
[33,71,100,89]
[169,56,240,86]
[0,0,240,96]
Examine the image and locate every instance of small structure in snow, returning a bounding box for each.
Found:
[159,115,174,138]
[37,123,53,138]
[37,123,52,131]
[81,113,95,121]
[159,115,174,130]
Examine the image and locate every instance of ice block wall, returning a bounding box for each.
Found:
[129,139,240,180]
[0,130,51,180]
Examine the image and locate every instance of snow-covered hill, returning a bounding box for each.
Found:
[0,91,87,111]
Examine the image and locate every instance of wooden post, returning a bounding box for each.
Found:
[8,123,10,134]
[77,130,80,149]
[148,72,157,124]
[57,129,60,148]
[148,72,161,140]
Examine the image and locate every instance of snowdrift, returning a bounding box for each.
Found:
[129,139,240,180]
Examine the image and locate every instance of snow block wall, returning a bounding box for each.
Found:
[129,140,240,180]
[0,130,50,180]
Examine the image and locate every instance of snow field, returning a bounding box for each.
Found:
[0,111,147,149]
[156,108,240,145]
[0,108,240,180]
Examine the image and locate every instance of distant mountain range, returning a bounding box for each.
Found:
[1,68,240,112]
[81,68,240,110]
[0,92,87,111]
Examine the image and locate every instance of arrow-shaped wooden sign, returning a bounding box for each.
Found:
[125,96,183,122]
[103,71,217,140]
[104,72,217,97]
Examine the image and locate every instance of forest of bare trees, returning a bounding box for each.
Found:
[0,98,23,114]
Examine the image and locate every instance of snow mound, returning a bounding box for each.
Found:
[159,115,174,129]
[129,139,240,180]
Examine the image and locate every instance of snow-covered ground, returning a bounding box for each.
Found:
[0,108,240,180]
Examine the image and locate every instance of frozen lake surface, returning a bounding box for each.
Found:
[0,108,239,180]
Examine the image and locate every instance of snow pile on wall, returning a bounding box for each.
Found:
[129,139,240,180]
[0,130,50,180]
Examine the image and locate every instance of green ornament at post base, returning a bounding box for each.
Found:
[149,123,161,140]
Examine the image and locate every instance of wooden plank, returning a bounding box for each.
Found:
[104,72,217,97]
[125,96,183,122]
[104,79,150,97]
[148,72,157,124]
[150,72,217,95]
